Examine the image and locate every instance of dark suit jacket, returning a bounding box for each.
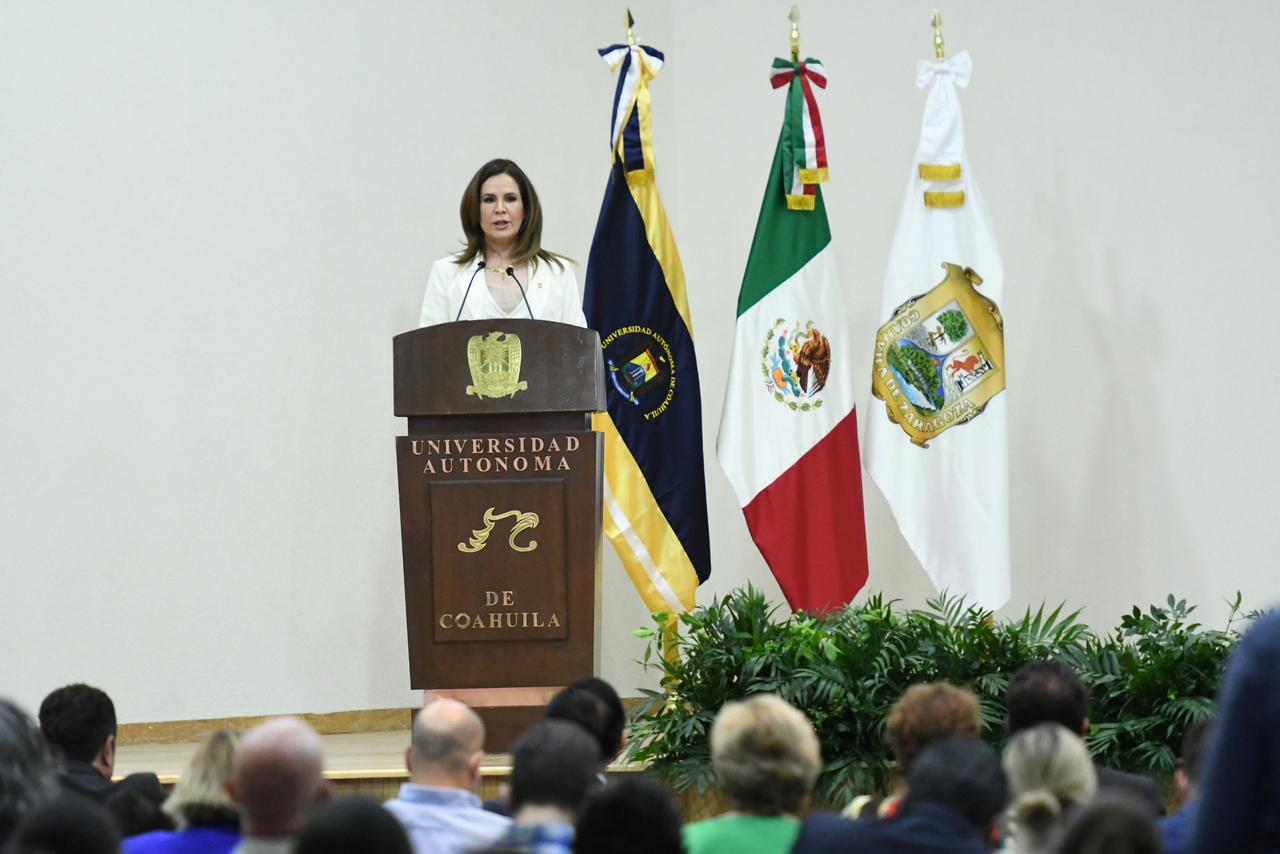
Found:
[60,759,164,805]
[1095,766,1166,817]
[791,802,988,854]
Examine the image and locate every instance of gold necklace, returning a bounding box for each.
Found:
[484,264,508,274]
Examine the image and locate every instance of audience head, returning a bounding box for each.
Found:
[508,719,601,818]
[574,778,681,854]
[294,796,412,854]
[709,693,821,817]
[904,737,1009,834]
[546,679,626,763]
[407,699,486,791]
[1003,723,1098,849]
[165,729,241,828]
[885,682,983,773]
[0,699,60,847]
[1054,798,1161,854]
[1176,716,1214,801]
[8,794,121,854]
[1006,661,1091,736]
[38,684,117,774]
[105,786,175,838]
[225,717,327,837]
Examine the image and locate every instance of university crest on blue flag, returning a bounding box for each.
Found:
[585,39,710,617]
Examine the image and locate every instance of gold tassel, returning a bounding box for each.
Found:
[786,194,816,210]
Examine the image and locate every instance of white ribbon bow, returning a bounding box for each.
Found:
[916,49,972,89]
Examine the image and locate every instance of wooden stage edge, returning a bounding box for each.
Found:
[119,694,641,755]
[118,708,414,746]
[114,730,651,808]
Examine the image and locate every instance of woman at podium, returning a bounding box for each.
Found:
[419,159,587,327]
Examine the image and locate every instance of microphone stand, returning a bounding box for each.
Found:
[455,259,487,322]
[505,266,535,320]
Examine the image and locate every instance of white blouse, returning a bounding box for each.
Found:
[418,255,588,328]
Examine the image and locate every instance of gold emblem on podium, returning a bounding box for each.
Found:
[458,507,540,553]
[466,332,528,399]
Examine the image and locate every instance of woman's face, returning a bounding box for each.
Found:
[479,173,524,250]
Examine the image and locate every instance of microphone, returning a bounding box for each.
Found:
[455,259,486,322]
[505,266,535,320]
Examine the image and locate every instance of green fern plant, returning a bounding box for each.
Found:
[627,586,1249,806]
[1070,593,1245,776]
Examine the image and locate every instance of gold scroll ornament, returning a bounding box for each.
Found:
[871,262,1005,448]
[466,332,528,399]
[457,507,539,553]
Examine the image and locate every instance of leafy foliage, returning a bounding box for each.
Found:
[628,586,1250,807]
[1069,594,1246,774]
[937,308,969,342]
[886,342,944,410]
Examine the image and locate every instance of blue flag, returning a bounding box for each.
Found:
[584,43,710,617]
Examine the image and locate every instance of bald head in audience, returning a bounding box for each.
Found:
[405,699,486,792]
[225,717,328,838]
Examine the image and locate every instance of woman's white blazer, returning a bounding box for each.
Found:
[418,256,588,328]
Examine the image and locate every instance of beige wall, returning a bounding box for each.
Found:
[2,0,1276,723]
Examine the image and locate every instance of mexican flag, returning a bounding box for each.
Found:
[716,56,868,613]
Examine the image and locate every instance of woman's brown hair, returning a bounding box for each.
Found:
[455,159,570,271]
[885,682,982,773]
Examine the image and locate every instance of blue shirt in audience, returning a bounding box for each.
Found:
[123,825,240,854]
[491,822,575,854]
[1158,798,1199,854]
[384,783,510,854]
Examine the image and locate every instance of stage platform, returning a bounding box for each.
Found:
[115,730,646,803]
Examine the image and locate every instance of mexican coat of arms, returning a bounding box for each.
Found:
[762,320,831,412]
[465,332,528,399]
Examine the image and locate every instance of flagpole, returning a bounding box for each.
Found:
[931,10,945,59]
[789,5,800,62]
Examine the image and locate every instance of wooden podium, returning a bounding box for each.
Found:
[393,319,605,741]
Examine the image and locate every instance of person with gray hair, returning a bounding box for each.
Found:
[224,717,329,854]
[1002,723,1098,854]
[0,698,60,848]
[384,699,510,854]
[682,694,821,854]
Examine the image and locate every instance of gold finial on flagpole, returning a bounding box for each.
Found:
[624,8,636,46]
[789,4,801,62]
[931,10,945,59]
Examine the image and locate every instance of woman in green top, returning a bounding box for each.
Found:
[682,694,822,854]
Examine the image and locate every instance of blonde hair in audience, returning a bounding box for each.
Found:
[1003,722,1097,851]
[164,729,241,828]
[710,694,821,816]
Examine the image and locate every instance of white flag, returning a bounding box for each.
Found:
[863,50,1010,609]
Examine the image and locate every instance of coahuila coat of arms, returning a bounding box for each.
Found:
[762,319,831,411]
[465,332,528,399]
[871,263,1004,447]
